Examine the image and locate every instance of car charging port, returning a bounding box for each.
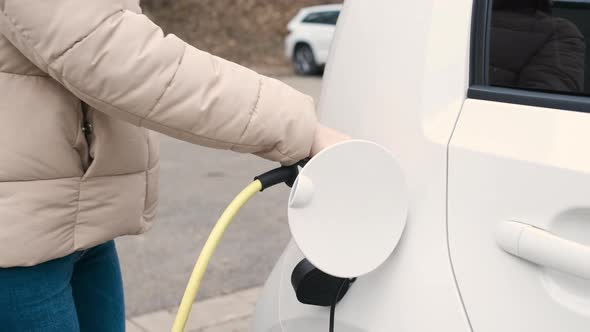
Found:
[291,259,355,307]
[291,259,355,331]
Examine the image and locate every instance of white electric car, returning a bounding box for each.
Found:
[285,4,342,75]
[254,0,590,331]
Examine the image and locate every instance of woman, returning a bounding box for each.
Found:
[0,1,348,331]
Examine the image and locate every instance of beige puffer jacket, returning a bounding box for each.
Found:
[0,0,317,267]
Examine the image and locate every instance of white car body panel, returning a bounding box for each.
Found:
[448,99,590,331]
[255,0,473,330]
[255,0,590,331]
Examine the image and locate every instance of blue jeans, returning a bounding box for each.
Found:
[0,241,125,332]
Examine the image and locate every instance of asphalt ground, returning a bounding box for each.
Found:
[117,76,323,316]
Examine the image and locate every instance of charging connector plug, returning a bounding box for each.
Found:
[254,163,301,191]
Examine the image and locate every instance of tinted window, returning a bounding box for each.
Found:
[302,11,340,25]
[488,0,590,96]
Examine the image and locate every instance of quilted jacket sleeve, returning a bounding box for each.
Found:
[0,0,318,164]
[518,17,586,94]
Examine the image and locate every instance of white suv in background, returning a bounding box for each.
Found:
[285,4,342,75]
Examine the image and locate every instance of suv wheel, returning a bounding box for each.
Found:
[293,44,320,75]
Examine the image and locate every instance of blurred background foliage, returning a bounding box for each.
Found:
[142,0,342,72]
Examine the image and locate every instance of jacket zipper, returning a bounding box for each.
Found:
[81,105,93,145]
[81,104,94,169]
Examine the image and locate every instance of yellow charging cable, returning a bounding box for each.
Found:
[171,180,263,332]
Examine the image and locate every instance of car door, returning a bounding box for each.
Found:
[448,0,590,331]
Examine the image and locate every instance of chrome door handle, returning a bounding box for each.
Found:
[496,221,590,279]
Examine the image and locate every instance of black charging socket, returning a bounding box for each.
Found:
[291,259,355,307]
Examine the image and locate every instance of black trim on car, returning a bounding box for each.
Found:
[554,1,590,10]
[470,0,491,86]
[469,85,590,113]
[468,0,590,114]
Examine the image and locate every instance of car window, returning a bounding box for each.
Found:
[302,11,340,25]
[487,0,590,96]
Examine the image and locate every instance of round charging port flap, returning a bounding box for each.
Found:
[288,140,408,278]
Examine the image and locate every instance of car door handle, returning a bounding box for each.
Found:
[496,221,590,279]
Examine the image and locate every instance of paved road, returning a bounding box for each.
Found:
[117,76,322,316]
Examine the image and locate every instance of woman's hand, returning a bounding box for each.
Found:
[310,124,351,157]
